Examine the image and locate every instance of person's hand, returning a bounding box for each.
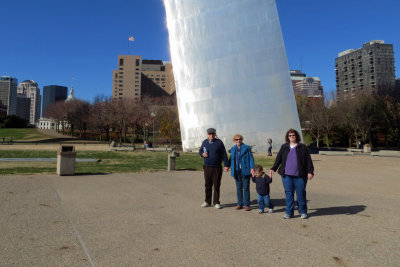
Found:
[202,152,208,157]
[308,173,313,180]
[250,169,255,177]
[224,167,229,172]
[269,170,274,178]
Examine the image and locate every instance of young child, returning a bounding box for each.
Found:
[251,164,274,214]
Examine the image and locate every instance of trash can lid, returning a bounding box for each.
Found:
[60,145,75,152]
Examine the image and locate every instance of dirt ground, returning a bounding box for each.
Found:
[1,154,399,266]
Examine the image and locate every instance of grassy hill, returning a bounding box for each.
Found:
[0,128,55,141]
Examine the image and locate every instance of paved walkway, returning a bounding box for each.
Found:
[1,155,399,266]
[0,158,98,162]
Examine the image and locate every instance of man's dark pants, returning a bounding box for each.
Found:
[203,165,223,205]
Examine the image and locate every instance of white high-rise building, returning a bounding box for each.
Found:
[164,0,301,151]
[17,80,41,125]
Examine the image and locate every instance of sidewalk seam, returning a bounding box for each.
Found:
[52,184,96,267]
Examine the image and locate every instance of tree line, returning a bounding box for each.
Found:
[296,93,400,148]
[44,96,181,145]
[43,91,400,149]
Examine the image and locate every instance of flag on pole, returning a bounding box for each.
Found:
[128,36,135,42]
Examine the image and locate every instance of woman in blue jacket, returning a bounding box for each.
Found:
[226,134,255,211]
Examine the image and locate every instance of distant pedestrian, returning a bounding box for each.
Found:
[2,137,4,144]
[9,137,13,144]
[199,128,229,209]
[267,138,273,156]
[226,134,255,211]
[251,165,274,214]
[270,129,314,219]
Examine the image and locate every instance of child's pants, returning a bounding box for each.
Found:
[257,194,273,211]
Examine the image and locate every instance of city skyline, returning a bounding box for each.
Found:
[1,0,399,102]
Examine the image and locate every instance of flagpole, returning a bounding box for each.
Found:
[128,36,134,55]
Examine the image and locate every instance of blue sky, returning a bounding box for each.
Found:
[1,0,399,102]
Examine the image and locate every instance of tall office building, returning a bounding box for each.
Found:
[141,60,175,96]
[0,76,17,115]
[17,80,41,124]
[112,55,175,102]
[113,55,142,101]
[16,94,31,122]
[290,70,323,97]
[0,101,7,114]
[42,85,68,116]
[335,40,396,101]
[290,70,306,90]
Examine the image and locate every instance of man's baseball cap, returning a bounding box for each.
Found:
[207,128,216,134]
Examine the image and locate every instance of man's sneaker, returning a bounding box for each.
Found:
[283,214,291,219]
[268,208,274,213]
[201,202,210,208]
[214,204,221,209]
[300,213,308,219]
[259,210,264,214]
[244,206,251,211]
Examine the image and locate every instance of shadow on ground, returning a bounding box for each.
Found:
[75,172,110,176]
[223,198,367,217]
[309,205,366,217]
[223,198,287,209]
[15,138,78,144]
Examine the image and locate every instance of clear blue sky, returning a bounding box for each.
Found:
[1,0,399,102]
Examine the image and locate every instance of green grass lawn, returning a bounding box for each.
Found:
[0,128,53,141]
[0,150,276,175]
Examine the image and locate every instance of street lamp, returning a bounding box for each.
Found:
[151,112,156,146]
[144,122,148,143]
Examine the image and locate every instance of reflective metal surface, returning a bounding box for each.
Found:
[164,0,301,152]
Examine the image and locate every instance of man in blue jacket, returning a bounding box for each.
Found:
[199,128,229,209]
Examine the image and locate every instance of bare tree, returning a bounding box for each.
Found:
[376,95,400,147]
[295,93,309,128]
[304,99,324,148]
[158,106,180,145]
[89,95,114,141]
[112,98,139,143]
[44,101,67,133]
[337,94,377,146]
[64,99,90,137]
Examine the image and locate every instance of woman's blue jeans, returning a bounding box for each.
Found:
[235,174,250,207]
[281,175,307,215]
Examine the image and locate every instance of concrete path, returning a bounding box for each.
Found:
[1,155,399,266]
[0,158,98,162]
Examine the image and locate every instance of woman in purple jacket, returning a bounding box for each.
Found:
[270,129,314,219]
